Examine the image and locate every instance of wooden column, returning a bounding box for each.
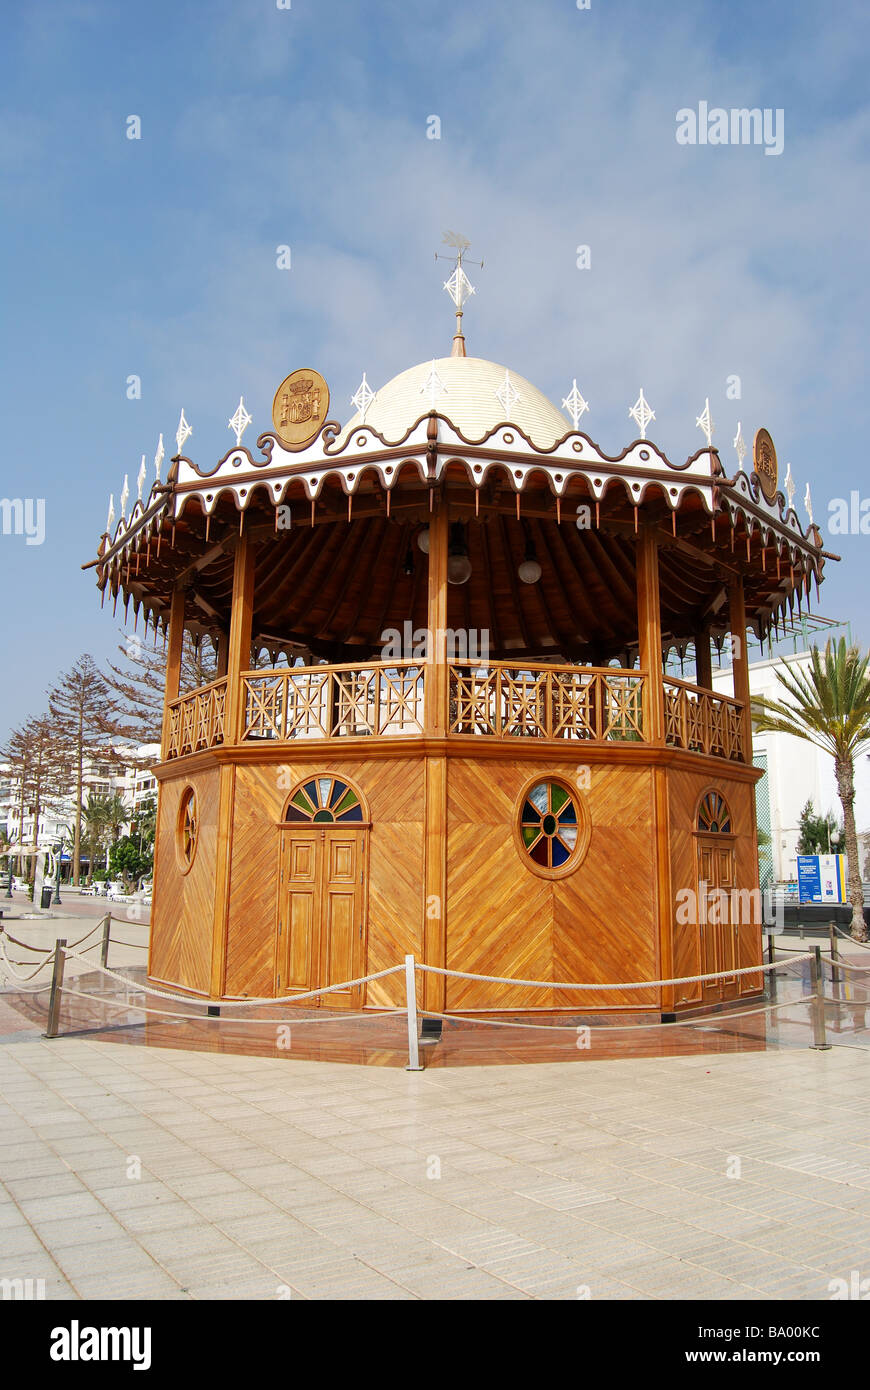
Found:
[424,501,449,735]
[210,534,256,999]
[215,631,229,679]
[423,498,448,1010]
[729,578,753,762]
[636,527,665,743]
[694,627,713,690]
[160,585,186,758]
[223,533,256,744]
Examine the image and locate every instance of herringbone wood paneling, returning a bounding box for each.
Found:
[668,769,762,1006]
[446,759,657,1010]
[150,769,220,994]
[220,756,424,1004]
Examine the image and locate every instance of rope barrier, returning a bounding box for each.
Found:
[57,985,407,1028]
[832,922,870,950]
[418,993,817,1035]
[1,917,109,954]
[0,939,55,983]
[62,949,405,1007]
[415,955,812,992]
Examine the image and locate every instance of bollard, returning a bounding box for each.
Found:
[100,914,111,969]
[404,953,423,1071]
[766,931,777,1000]
[829,922,840,989]
[44,939,67,1039]
[810,944,831,1051]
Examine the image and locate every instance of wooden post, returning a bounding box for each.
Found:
[160,585,186,757]
[694,626,713,690]
[636,527,664,743]
[425,501,449,736]
[423,499,448,1011]
[728,578,753,762]
[44,939,67,1039]
[223,533,256,746]
[100,914,111,968]
[210,534,256,1001]
[215,631,229,679]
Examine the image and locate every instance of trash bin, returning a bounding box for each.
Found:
[40,885,53,909]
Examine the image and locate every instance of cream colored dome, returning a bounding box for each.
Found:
[341,356,571,448]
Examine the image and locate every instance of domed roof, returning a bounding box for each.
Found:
[342,356,571,449]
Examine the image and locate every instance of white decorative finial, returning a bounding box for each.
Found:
[733,422,746,467]
[785,462,795,509]
[436,232,482,355]
[804,483,813,525]
[228,396,252,448]
[495,368,520,420]
[629,388,655,440]
[562,380,589,431]
[351,373,376,422]
[137,454,147,502]
[154,434,164,482]
[420,360,447,408]
[106,495,116,533]
[120,474,130,519]
[696,398,714,447]
[175,409,192,457]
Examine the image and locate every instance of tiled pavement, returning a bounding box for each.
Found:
[2,1038,870,1299]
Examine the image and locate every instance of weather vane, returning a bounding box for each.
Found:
[436,231,483,356]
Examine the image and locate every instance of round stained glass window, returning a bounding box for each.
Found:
[517,779,588,877]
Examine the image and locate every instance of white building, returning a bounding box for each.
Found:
[710,627,870,885]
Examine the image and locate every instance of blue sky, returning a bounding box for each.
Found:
[1,0,869,735]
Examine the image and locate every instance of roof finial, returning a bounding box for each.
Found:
[436,231,483,357]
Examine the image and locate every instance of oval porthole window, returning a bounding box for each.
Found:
[516,778,589,878]
[177,787,198,872]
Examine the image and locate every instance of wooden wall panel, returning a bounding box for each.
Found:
[223,756,424,1005]
[150,768,220,994]
[668,769,763,1007]
[446,758,658,1011]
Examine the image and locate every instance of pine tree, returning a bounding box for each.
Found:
[48,656,120,884]
[100,629,220,744]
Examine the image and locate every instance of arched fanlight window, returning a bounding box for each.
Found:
[284,776,364,823]
[177,787,198,871]
[515,777,590,878]
[697,790,732,834]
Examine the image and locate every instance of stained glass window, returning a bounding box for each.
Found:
[519,780,581,871]
[178,788,198,868]
[697,791,731,834]
[284,776,364,823]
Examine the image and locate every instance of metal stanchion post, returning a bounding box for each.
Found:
[810,944,831,1051]
[405,953,423,1071]
[767,931,777,999]
[44,938,67,1039]
[829,922,840,989]
[100,915,111,969]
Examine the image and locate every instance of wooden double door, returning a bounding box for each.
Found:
[696,837,739,1003]
[276,827,367,1008]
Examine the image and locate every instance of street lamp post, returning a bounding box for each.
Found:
[4,844,13,899]
[52,840,63,906]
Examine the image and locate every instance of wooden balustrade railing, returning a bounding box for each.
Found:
[448,663,646,742]
[241,661,426,742]
[663,677,745,761]
[165,678,228,759]
[162,664,744,761]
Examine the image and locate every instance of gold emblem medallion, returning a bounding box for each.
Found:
[753,427,778,504]
[271,369,330,448]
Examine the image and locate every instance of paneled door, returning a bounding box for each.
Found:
[276,827,367,1008]
[697,838,739,1003]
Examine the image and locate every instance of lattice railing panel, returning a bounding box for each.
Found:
[663,679,745,762]
[165,679,227,759]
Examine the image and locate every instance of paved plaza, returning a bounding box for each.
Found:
[2,1030,870,1300]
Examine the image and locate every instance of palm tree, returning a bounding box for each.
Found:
[80,793,112,884]
[752,639,870,942]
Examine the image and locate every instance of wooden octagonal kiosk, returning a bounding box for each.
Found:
[92,327,826,1021]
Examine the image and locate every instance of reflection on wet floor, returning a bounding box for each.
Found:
[5,957,869,1067]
